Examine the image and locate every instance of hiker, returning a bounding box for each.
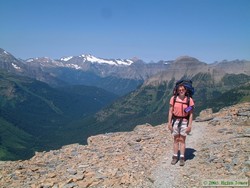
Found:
[168,83,194,166]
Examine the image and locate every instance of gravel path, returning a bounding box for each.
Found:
[152,121,208,188]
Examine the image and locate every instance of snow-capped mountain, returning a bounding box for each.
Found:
[61,54,134,66]
[25,54,134,70]
[0,49,66,86]
[0,48,26,73]
[23,53,169,83]
[2,48,249,96]
[26,54,169,95]
[0,48,169,95]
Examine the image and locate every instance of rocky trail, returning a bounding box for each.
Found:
[151,102,250,188]
[152,121,207,188]
[0,102,249,187]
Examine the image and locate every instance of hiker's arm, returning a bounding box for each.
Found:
[168,105,173,131]
[186,111,193,133]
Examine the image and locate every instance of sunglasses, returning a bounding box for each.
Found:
[178,89,186,92]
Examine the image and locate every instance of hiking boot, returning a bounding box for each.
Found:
[179,157,185,166]
[171,156,178,165]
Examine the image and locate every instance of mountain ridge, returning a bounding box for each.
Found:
[89,58,250,130]
[143,56,250,86]
[1,48,249,95]
[0,48,169,95]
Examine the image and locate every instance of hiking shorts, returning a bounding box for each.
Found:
[172,120,188,136]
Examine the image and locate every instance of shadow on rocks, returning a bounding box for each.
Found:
[185,148,196,160]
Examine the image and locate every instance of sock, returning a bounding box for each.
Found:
[173,154,178,157]
[180,154,184,158]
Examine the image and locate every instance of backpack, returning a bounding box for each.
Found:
[173,79,194,99]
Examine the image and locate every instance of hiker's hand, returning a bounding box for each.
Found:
[168,123,173,132]
[186,126,192,133]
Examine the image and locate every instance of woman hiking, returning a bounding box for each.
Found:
[168,83,194,166]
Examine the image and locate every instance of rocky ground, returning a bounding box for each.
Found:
[0,102,249,188]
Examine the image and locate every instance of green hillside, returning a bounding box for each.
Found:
[77,73,250,136]
[1,70,249,161]
[0,70,118,160]
[0,117,35,160]
[206,82,250,112]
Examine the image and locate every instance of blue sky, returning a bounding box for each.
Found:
[0,0,250,63]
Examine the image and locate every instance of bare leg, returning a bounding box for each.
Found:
[173,135,180,155]
[171,135,180,165]
[179,135,186,156]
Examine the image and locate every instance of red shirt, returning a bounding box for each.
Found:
[170,96,194,118]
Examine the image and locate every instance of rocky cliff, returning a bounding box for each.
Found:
[0,102,249,188]
[143,56,250,86]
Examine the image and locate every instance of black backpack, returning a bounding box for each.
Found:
[173,79,194,99]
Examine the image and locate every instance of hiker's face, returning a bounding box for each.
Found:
[178,86,186,96]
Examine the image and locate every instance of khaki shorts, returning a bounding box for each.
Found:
[172,120,188,136]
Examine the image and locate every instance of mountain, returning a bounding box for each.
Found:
[144,56,250,85]
[0,70,118,160]
[0,48,66,87]
[0,48,172,95]
[1,48,250,160]
[78,57,250,134]
[23,54,170,95]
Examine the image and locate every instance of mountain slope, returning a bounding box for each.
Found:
[144,56,250,86]
[0,48,171,95]
[0,48,66,87]
[0,70,118,160]
[1,48,250,160]
[45,68,144,96]
[78,59,250,136]
[0,117,35,160]
[24,57,169,95]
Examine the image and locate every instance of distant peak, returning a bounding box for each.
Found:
[0,48,10,55]
[175,56,199,62]
[131,57,141,61]
[62,54,134,66]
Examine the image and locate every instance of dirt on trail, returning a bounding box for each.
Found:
[152,121,208,188]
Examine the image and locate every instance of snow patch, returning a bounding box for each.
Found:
[85,55,117,65]
[12,63,21,70]
[116,59,133,65]
[26,59,34,62]
[61,56,73,61]
[82,54,133,66]
[65,64,81,70]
